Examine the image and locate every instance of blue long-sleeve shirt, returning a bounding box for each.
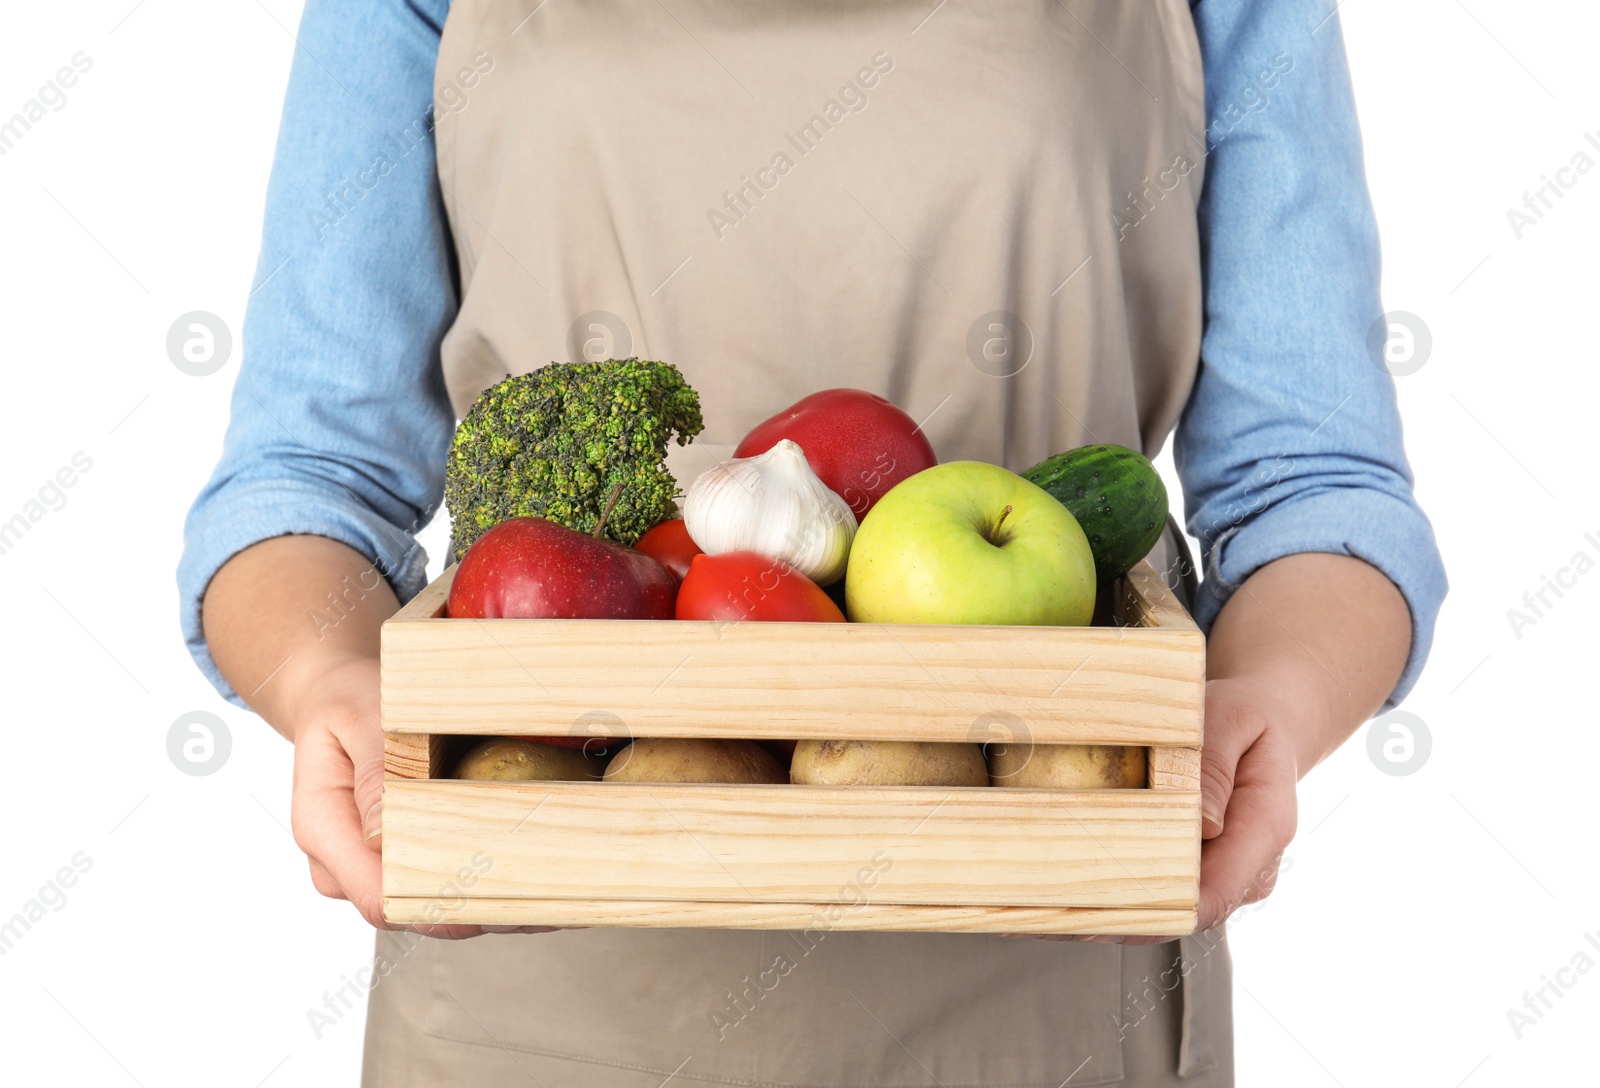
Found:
[178,0,1447,709]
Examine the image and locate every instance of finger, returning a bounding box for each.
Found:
[402,921,488,940]
[1198,687,1268,839]
[296,725,495,939]
[308,858,346,901]
[1195,731,1297,931]
[335,710,389,845]
[998,933,1128,943]
[292,724,395,931]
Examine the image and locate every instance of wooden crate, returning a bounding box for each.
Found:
[380,561,1204,935]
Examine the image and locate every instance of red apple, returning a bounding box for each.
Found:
[448,517,676,620]
[734,388,937,519]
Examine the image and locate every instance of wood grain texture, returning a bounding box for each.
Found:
[1148,746,1202,792]
[383,733,446,781]
[382,780,1201,909]
[1147,745,1204,908]
[1111,563,1197,631]
[380,562,1203,745]
[379,560,1205,933]
[382,895,1198,935]
[393,569,452,621]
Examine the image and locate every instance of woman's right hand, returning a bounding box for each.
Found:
[203,535,564,939]
[287,654,493,938]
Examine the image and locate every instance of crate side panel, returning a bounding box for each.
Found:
[382,619,1203,744]
[382,781,1201,909]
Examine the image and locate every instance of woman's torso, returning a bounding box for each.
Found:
[369,2,1226,1085]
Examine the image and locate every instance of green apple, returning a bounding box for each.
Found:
[844,461,1096,626]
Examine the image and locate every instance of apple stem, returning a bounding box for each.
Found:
[991,503,1014,540]
[593,481,625,539]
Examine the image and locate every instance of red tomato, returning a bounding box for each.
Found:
[675,552,846,623]
[734,388,938,519]
[633,518,702,583]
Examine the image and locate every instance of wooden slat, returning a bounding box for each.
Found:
[1111,562,1198,632]
[382,896,1197,935]
[381,559,1203,745]
[393,569,453,621]
[1148,746,1202,792]
[382,623,1201,744]
[384,733,447,781]
[382,780,1200,909]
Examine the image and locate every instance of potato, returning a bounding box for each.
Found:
[452,738,600,781]
[987,743,1146,789]
[790,739,988,786]
[603,738,787,784]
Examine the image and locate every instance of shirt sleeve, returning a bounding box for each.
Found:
[1181,0,1448,707]
[176,0,456,707]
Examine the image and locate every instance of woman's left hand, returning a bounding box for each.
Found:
[1003,552,1412,945]
[1191,674,1299,931]
[1005,675,1299,945]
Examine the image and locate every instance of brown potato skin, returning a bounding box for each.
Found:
[452,738,600,781]
[987,743,1146,788]
[790,739,988,786]
[603,738,788,784]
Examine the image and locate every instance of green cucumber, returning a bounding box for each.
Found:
[1022,444,1168,582]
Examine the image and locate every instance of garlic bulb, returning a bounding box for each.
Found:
[684,439,857,585]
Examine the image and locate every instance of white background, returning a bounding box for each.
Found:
[1,1,1595,1085]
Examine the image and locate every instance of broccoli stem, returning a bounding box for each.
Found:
[593,481,625,540]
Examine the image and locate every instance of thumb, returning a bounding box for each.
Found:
[1198,681,1266,840]
[344,718,388,846]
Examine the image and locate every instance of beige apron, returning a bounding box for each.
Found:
[366,1,1230,1083]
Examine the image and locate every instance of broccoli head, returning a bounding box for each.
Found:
[445,358,704,561]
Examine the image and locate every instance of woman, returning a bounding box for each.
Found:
[180,1,1446,1083]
